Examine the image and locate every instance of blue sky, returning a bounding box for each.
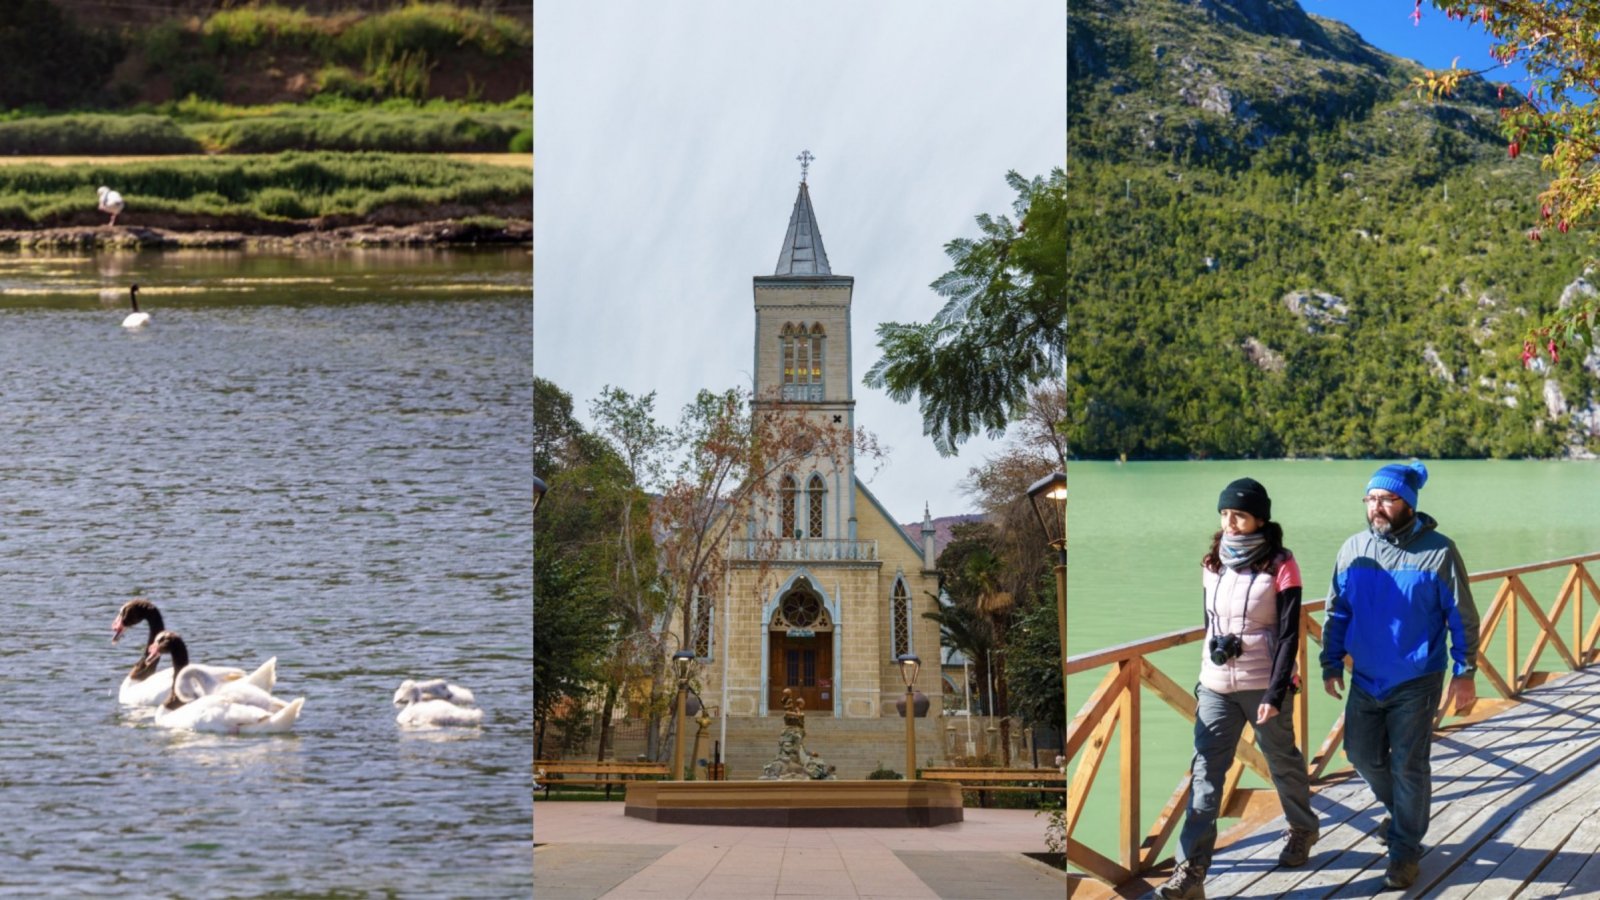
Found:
[1300,1,1516,84]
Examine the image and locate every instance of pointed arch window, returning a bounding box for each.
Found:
[780,322,824,400]
[692,581,714,659]
[891,577,911,657]
[780,475,799,538]
[806,474,826,539]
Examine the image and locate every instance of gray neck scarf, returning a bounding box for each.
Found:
[1219,532,1271,571]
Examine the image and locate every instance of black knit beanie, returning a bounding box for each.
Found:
[1218,477,1271,521]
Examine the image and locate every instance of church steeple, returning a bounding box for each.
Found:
[774,158,832,276]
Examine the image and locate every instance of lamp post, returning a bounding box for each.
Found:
[897,653,921,780]
[533,475,548,515]
[1026,472,1068,757]
[670,650,696,781]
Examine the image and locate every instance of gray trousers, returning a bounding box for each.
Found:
[1179,685,1318,864]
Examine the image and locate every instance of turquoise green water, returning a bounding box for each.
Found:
[1068,460,1600,858]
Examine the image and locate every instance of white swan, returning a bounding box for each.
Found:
[121,284,149,329]
[97,186,125,226]
[112,598,275,706]
[394,678,482,728]
[147,632,304,735]
[393,678,475,707]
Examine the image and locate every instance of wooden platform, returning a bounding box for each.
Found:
[1124,666,1600,898]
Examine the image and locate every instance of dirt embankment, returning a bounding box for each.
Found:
[0,219,531,251]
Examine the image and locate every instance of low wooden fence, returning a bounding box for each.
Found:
[1065,551,1600,888]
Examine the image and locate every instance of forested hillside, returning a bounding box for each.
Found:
[1068,0,1600,459]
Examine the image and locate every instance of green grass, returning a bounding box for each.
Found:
[0,115,201,155]
[0,97,531,155]
[0,152,530,227]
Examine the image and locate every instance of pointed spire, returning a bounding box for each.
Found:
[774,179,832,276]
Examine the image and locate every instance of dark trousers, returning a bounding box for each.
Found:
[1343,673,1445,865]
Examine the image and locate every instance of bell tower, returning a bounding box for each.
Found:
[752,151,857,542]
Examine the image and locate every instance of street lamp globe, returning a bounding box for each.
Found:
[533,474,548,515]
[1026,471,1067,548]
[672,649,696,684]
[896,653,921,689]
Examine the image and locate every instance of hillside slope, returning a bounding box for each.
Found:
[1067,0,1600,460]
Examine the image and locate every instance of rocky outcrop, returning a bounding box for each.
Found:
[1282,289,1349,332]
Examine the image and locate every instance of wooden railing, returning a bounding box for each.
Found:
[1065,551,1600,888]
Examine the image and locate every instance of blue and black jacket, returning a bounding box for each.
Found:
[1319,512,1480,700]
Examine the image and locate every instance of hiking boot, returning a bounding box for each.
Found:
[1156,858,1208,899]
[1278,826,1318,867]
[1384,858,1419,890]
[1375,815,1390,846]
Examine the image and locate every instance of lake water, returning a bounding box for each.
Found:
[0,250,533,896]
[1069,459,1600,857]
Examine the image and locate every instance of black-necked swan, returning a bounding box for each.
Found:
[146,631,304,734]
[112,598,275,706]
[394,678,482,727]
[121,284,149,329]
[97,186,125,226]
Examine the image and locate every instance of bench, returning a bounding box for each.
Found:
[534,760,669,799]
[918,767,1067,808]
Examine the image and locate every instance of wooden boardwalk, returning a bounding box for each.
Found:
[1154,666,1600,898]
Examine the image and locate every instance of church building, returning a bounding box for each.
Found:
[688,167,946,777]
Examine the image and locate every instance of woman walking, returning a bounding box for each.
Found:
[1158,478,1319,899]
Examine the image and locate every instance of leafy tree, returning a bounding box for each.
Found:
[1006,584,1064,734]
[866,169,1067,455]
[654,387,878,652]
[1415,0,1600,362]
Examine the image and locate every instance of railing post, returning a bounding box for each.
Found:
[1508,591,1520,693]
[1119,657,1141,872]
[1296,605,1309,767]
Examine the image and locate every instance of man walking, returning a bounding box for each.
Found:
[1320,461,1479,890]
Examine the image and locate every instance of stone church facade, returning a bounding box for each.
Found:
[686,175,944,772]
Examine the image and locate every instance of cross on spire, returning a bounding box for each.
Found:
[797,150,814,184]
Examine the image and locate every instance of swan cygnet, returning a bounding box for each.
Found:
[394,678,482,728]
[146,631,304,734]
[121,284,149,329]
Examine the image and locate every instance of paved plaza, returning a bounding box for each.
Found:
[532,800,1066,899]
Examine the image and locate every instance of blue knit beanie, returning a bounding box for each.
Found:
[1366,461,1428,510]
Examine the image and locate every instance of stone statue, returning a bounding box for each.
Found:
[759,689,837,781]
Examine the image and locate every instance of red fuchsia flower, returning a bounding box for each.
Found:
[1529,228,1543,241]
[1559,220,1570,234]
[1509,142,1521,158]
[1481,8,1490,24]
[1522,342,1536,367]
[1549,340,1560,363]
[1498,85,1507,101]
[1411,4,1422,26]
[1542,204,1552,219]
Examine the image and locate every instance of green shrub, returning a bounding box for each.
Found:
[865,762,902,780]
[201,5,326,55]
[0,152,529,227]
[172,63,225,101]
[336,3,530,61]
[253,187,314,220]
[314,65,376,101]
[508,128,531,154]
[0,114,200,155]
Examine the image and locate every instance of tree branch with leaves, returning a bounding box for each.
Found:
[1414,0,1600,363]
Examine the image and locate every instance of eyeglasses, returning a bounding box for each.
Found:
[1363,494,1405,507]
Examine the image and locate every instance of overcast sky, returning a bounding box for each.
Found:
[532,2,1066,522]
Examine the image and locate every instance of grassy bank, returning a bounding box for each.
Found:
[0,151,530,228]
[0,96,531,155]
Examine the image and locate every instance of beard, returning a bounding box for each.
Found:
[1369,506,1414,535]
